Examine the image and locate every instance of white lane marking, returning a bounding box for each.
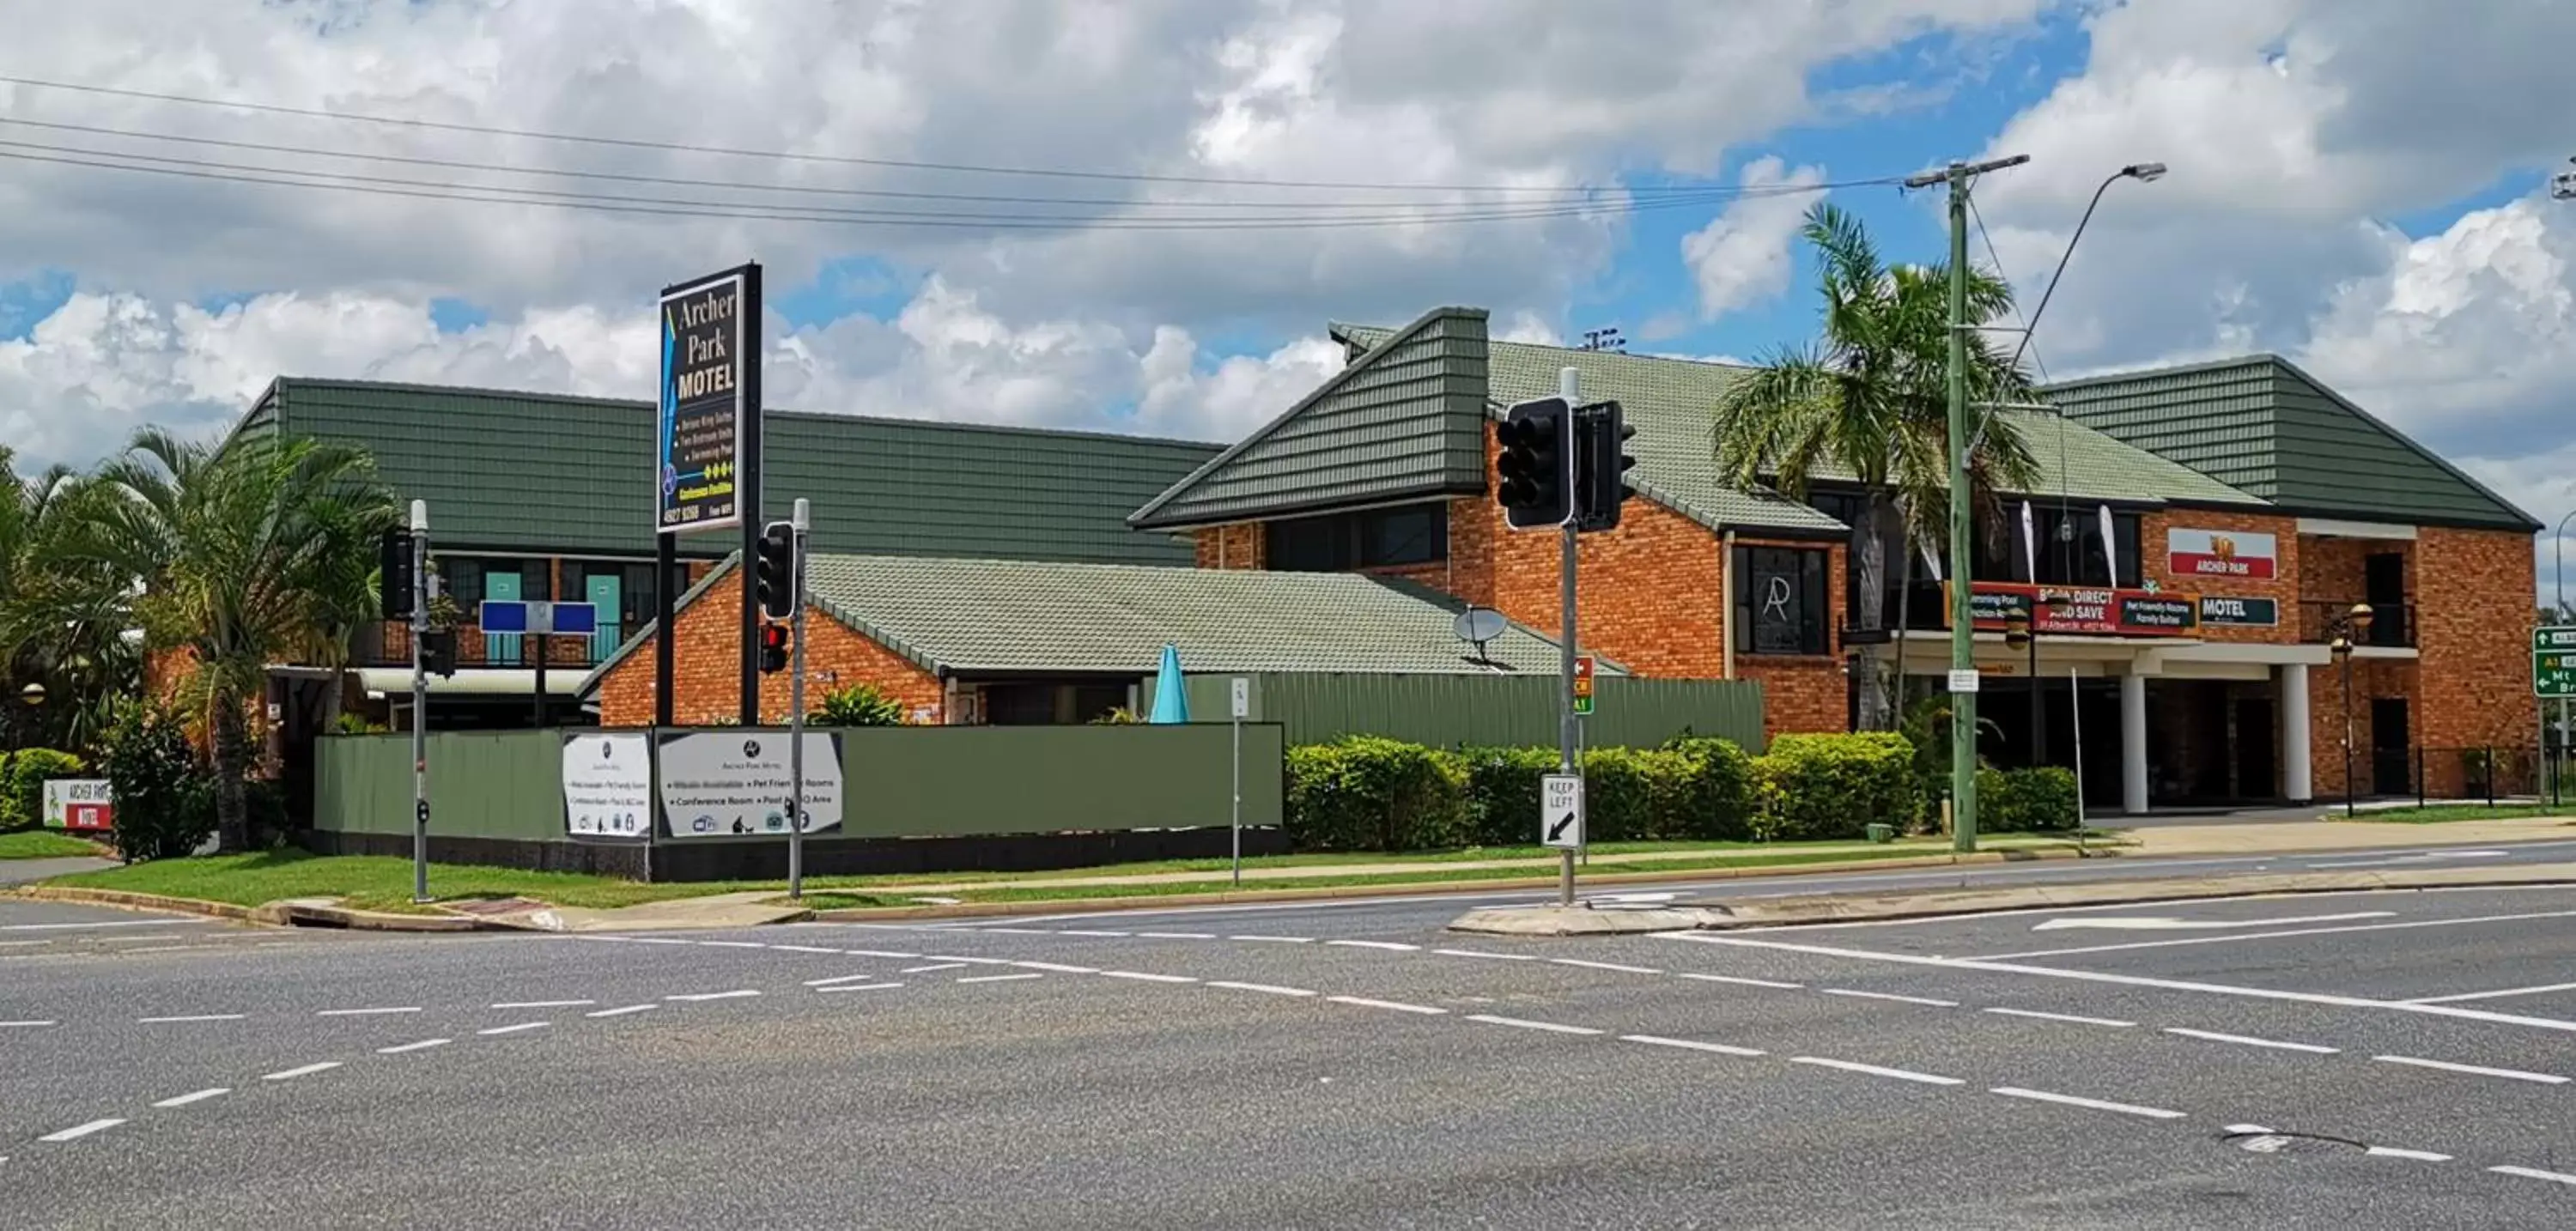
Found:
[957,973,1043,984]
[2310,850,2508,870]
[2366,1146,2454,1162]
[816,982,903,993]
[1432,949,1539,962]
[1466,1014,1603,1035]
[977,927,1055,936]
[116,944,225,955]
[586,1004,657,1018]
[2372,1055,2568,1085]
[477,1022,550,1036]
[841,949,920,959]
[1674,973,1804,990]
[99,934,191,943]
[3,919,206,931]
[923,955,1014,966]
[1206,980,1316,998]
[0,939,50,947]
[2161,1028,2338,1055]
[1327,940,1419,951]
[1983,1007,2137,1028]
[491,1000,594,1010]
[1790,1057,1962,1086]
[806,973,890,987]
[2406,981,2576,1005]
[901,963,969,973]
[1971,909,2576,961]
[1551,959,1663,974]
[1056,930,1131,937]
[1666,933,2576,1037]
[1011,961,1098,973]
[2030,911,2396,933]
[2491,1165,2576,1186]
[137,1014,246,1023]
[39,1119,125,1142]
[665,990,762,1002]
[317,1006,421,1017]
[1230,935,1315,944]
[695,940,767,949]
[1100,970,1198,984]
[1820,988,1959,1008]
[152,1088,231,1108]
[1990,1087,2184,1119]
[376,1038,452,1054]
[767,944,844,955]
[1134,931,1217,940]
[261,1062,343,1081]
[629,937,692,946]
[0,1020,58,1028]
[1621,1034,1765,1057]
[1327,996,1446,1015]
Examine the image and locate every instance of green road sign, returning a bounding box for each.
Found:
[2537,627,2576,699]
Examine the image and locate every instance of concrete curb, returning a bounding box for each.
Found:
[6,885,496,932]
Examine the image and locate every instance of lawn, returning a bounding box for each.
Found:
[39,852,915,915]
[2336,803,2569,824]
[0,830,106,860]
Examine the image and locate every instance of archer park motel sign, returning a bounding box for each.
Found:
[657,266,754,536]
[2537,627,2576,700]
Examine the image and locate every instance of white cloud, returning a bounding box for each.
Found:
[1680,157,1828,320]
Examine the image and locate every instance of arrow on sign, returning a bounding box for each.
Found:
[2030,910,2394,933]
[1547,815,1577,843]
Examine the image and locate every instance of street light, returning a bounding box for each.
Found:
[2008,162,2168,375]
[2002,593,2074,767]
[17,682,42,707]
[2326,602,2375,817]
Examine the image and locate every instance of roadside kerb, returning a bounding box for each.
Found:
[5,885,495,932]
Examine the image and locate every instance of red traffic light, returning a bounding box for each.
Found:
[758,621,790,674]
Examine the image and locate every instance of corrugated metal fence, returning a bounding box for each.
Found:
[1150,672,1766,751]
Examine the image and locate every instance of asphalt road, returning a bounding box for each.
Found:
[11,867,2576,1228]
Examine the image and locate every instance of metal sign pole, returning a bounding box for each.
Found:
[1230,681,1244,888]
[408,500,430,904]
[788,498,809,901]
[2069,666,2087,855]
[1557,366,1581,909]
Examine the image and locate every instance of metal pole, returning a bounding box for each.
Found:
[1230,707,1242,888]
[787,498,809,901]
[739,264,765,728]
[2069,666,2087,854]
[1945,161,1981,852]
[408,500,430,904]
[2028,627,2041,767]
[1558,364,1581,908]
[654,532,676,726]
[2342,650,2355,818]
[532,628,547,728]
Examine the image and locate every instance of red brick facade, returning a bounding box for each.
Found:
[593,570,945,727]
[2140,508,2302,645]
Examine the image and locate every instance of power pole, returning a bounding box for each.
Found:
[1557,365,1581,907]
[407,500,431,903]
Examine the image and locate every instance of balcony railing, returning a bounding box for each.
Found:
[354,619,620,670]
[2300,599,2414,649]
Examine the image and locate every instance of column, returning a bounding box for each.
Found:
[2281,664,2313,803]
[2120,670,2149,815]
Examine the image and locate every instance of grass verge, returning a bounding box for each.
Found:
[2334,804,2568,824]
[0,830,106,860]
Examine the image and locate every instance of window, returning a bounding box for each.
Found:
[1263,505,1449,573]
[1732,546,1831,656]
[438,556,549,609]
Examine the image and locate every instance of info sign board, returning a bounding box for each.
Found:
[2167,528,2277,580]
[2536,627,2576,700]
[1540,773,1584,849]
[41,779,112,832]
[561,732,653,839]
[657,265,758,537]
[1573,655,1595,715]
[656,730,844,839]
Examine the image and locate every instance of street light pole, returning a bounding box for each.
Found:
[2328,603,2373,818]
[2555,508,2573,803]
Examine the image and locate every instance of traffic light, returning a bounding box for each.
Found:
[1495,397,1571,530]
[379,528,416,622]
[420,628,458,678]
[758,621,789,675]
[754,519,797,620]
[1573,400,1637,533]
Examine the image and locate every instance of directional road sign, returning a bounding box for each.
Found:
[480,599,598,637]
[2536,627,2576,700]
[1541,773,1584,849]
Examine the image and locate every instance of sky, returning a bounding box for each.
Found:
[2,0,2573,594]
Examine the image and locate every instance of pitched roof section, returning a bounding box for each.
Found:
[1128,307,1492,530]
[246,378,1221,561]
[2045,355,2539,530]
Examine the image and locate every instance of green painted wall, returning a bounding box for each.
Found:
[316,731,564,840]
[1145,672,1766,752]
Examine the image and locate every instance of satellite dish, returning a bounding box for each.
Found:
[1454,606,1509,667]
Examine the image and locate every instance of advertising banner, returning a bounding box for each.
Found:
[657,267,755,536]
[561,732,653,838]
[1959,582,2199,637]
[2167,527,2277,580]
[657,731,844,839]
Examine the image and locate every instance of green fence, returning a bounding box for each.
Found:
[313,724,1284,842]
[1145,672,1766,752]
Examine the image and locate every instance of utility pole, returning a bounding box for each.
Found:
[1558,365,1581,907]
[1905,154,2027,852]
[408,500,431,904]
[787,498,809,901]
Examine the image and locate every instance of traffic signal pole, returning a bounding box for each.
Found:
[408,500,430,904]
[1558,366,1580,909]
[788,498,809,901]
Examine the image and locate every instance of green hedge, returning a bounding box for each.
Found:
[1977,766,2081,832]
[1284,737,1471,852]
[1749,732,1918,843]
[0,749,84,833]
[1285,732,1783,852]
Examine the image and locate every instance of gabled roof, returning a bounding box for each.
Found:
[578,552,1604,693]
[2045,355,2538,531]
[236,377,1222,561]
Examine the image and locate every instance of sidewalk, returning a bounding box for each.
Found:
[2118,815,2576,857]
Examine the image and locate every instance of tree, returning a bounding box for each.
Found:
[1715,203,2044,731]
[0,446,137,754]
[60,428,396,852]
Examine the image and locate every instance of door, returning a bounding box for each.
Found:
[2233,697,2276,799]
[586,571,623,664]
[2364,553,2408,646]
[2370,698,2411,796]
[484,570,522,664]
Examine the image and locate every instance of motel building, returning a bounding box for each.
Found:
[241,307,2538,816]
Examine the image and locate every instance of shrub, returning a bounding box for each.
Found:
[1750,731,1918,842]
[1459,745,1558,846]
[94,702,216,863]
[813,683,904,727]
[1285,737,1469,852]
[1979,766,2081,832]
[0,748,84,833]
[1579,746,1698,842]
[1662,737,1757,842]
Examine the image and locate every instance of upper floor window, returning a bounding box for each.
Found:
[1266,504,1448,573]
[1732,545,1831,656]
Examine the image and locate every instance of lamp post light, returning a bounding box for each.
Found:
[2327,602,2376,817]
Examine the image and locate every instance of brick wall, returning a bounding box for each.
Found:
[594,570,945,727]
[1194,524,1265,570]
[2141,508,2301,646]
[2415,525,2538,762]
[1734,537,1850,737]
[2310,657,2418,797]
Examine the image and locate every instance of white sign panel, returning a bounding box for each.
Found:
[1541,773,1584,850]
[658,731,844,839]
[1230,677,1251,720]
[41,779,112,830]
[2166,527,2278,580]
[561,733,653,838]
[1947,669,1981,694]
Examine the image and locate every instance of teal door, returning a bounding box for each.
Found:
[586,572,623,664]
[484,570,522,664]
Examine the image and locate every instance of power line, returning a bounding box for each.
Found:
[1966,193,2050,385]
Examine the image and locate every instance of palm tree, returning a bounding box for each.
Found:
[61,428,396,851]
[1716,203,2044,731]
[0,446,138,752]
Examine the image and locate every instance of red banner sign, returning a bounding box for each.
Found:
[1954,582,2199,637]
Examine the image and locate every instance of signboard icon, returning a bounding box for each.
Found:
[1541,773,1584,849]
[1947,669,1981,694]
[1230,677,1251,720]
[2537,627,2576,700]
[1572,655,1595,716]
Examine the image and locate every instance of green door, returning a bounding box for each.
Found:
[484,570,522,664]
[586,572,623,664]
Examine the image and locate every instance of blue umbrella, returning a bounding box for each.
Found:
[1148,643,1190,724]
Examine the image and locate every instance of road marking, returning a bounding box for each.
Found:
[1983,1008,2136,1028]
[1674,973,1803,990]
[923,955,1014,966]
[977,927,1054,936]
[1230,935,1315,944]
[902,963,969,973]
[665,990,762,1002]
[1990,1087,2184,1119]
[2406,981,2576,1005]
[2491,1165,2576,1186]
[1134,931,1216,940]
[1551,959,1663,974]
[1620,1034,1765,1057]
[1971,908,2576,961]
[1820,988,1959,1008]
[957,973,1043,984]
[491,1000,594,1010]
[2161,1028,2337,1054]
[815,983,903,993]
[2030,911,2396,933]
[1207,981,1316,998]
[1100,970,1198,984]
[117,944,224,955]
[1326,940,1419,951]
[39,1119,125,1142]
[1432,949,1539,962]
[1790,1058,1961,1086]
[629,937,693,946]
[0,939,50,947]
[4,919,204,931]
[2366,1146,2453,1162]
[2310,850,2508,870]
[586,1004,657,1018]
[0,1020,58,1028]
[1466,1015,1602,1035]
[806,973,890,987]
[137,1014,246,1023]
[2372,1055,2568,1084]
[262,1062,343,1081]
[1327,996,1446,1015]
[100,934,191,943]
[841,949,920,959]
[696,940,767,949]
[1056,930,1131,937]
[1011,961,1098,973]
[768,944,844,955]
[376,1039,452,1054]
[152,1088,231,1108]
[477,1022,550,1036]
[317,1006,421,1017]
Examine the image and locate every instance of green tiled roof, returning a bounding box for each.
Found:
[2046,355,2539,530]
[1130,307,1490,530]
[234,378,1222,562]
